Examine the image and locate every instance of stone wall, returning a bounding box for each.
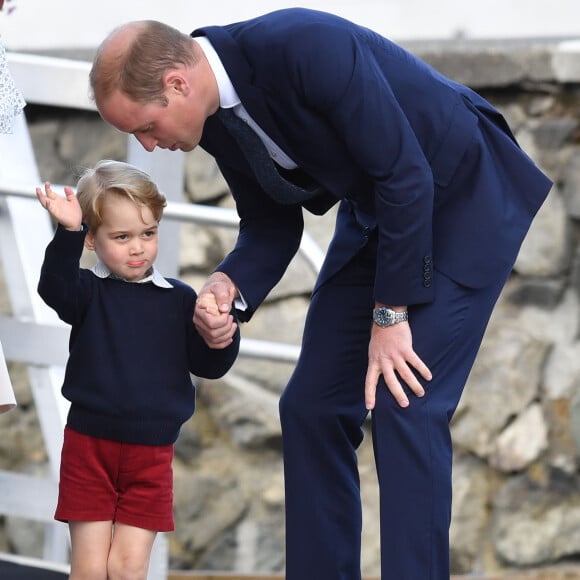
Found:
[1,38,580,576]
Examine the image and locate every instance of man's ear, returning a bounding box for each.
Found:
[84,231,96,251]
[164,69,191,97]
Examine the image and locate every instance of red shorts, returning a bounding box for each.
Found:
[55,426,174,531]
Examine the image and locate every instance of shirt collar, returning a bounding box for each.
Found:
[195,36,240,109]
[91,262,173,288]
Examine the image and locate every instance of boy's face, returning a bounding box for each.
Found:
[85,195,159,281]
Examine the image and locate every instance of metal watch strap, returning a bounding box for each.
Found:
[372,307,409,328]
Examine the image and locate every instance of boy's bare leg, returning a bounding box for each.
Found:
[108,522,157,580]
[69,521,113,580]
[69,521,156,580]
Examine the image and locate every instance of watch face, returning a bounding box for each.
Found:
[374,307,394,327]
[373,307,408,327]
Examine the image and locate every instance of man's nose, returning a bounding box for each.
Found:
[136,134,157,152]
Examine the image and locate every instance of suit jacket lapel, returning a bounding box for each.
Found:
[192,24,340,215]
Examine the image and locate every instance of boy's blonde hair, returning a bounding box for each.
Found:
[76,160,167,231]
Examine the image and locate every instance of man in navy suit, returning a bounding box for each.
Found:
[90,9,552,579]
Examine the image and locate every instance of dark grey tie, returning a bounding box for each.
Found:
[216,107,321,204]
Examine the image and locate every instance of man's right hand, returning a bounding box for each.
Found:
[193,272,238,349]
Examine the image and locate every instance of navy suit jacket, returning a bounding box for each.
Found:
[193,8,552,321]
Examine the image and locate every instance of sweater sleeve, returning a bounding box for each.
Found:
[188,310,241,379]
[37,224,92,325]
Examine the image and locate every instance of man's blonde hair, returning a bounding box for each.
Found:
[76,160,167,232]
[90,20,199,106]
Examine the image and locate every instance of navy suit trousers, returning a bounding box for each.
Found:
[279,238,510,580]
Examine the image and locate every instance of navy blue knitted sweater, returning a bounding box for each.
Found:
[38,225,240,445]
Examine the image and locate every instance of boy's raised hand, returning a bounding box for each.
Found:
[36,182,82,231]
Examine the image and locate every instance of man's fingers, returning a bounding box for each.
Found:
[364,368,379,410]
[366,368,411,410]
[383,369,410,408]
[193,305,237,349]
[194,310,232,332]
[367,322,432,409]
[205,322,238,349]
[401,352,432,398]
[366,356,431,409]
[210,285,234,313]
[397,365,426,399]
[198,285,233,314]
[208,334,236,349]
[220,285,237,313]
[406,350,433,383]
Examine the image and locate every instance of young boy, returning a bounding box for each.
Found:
[36,159,239,580]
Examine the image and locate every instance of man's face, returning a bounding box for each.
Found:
[97,87,207,153]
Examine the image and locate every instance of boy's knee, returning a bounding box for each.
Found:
[107,552,149,580]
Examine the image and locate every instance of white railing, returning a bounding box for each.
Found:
[0,51,324,578]
[0,181,323,364]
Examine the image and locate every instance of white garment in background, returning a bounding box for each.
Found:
[0,35,25,134]
[0,34,24,412]
[0,342,15,414]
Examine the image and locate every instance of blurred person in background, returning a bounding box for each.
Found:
[0,0,23,413]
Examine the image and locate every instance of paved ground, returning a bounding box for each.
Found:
[3,557,580,580]
[167,568,580,580]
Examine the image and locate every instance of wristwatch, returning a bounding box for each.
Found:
[372,307,409,328]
